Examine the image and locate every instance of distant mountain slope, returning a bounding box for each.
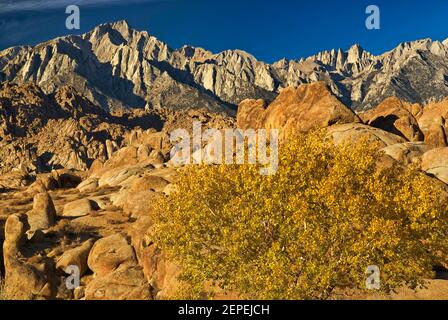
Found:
[1,20,448,112]
[0,80,235,175]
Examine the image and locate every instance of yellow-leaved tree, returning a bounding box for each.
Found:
[150,131,448,299]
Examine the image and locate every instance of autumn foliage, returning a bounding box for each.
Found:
[151,131,448,299]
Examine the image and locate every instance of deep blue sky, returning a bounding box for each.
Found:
[1,0,448,63]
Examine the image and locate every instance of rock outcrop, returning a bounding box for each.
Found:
[0,82,131,174]
[327,123,406,148]
[0,81,234,175]
[87,234,137,277]
[26,192,56,233]
[382,142,431,165]
[417,99,448,147]
[2,213,55,299]
[421,148,448,184]
[360,97,423,142]
[56,239,94,276]
[62,199,96,218]
[237,82,360,138]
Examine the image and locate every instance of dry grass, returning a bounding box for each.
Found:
[0,278,35,300]
[0,279,6,300]
[7,197,33,207]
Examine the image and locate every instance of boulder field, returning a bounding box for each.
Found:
[1,82,448,299]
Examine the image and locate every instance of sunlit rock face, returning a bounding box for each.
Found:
[3,21,448,115]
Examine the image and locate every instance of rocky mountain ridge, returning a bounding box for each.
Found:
[2,20,448,113]
[0,81,234,176]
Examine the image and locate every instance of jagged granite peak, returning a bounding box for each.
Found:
[106,19,133,37]
[299,44,373,74]
[2,21,448,112]
[86,20,133,40]
[175,45,213,62]
[84,19,173,62]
